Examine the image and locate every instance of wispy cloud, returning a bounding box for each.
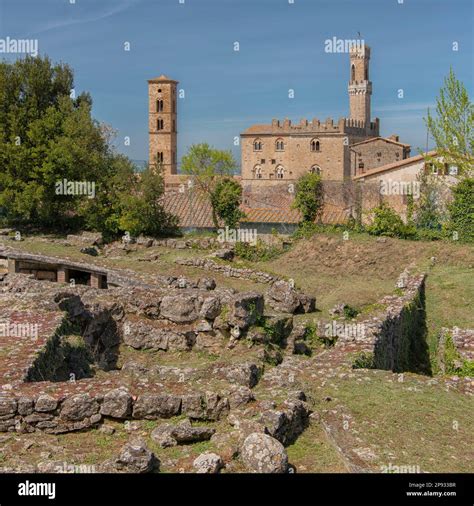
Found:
[374,102,435,113]
[26,0,140,37]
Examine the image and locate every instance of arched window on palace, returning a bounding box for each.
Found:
[253,139,262,151]
[310,139,320,152]
[253,165,263,179]
[156,99,164,112]
[310,165,321,176]
[157,118,164,130]
[275,138,284,151]
[275,165,285,179]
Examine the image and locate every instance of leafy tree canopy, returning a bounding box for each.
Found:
[425,68,474,175]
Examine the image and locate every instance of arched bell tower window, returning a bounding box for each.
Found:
[351,64,355,82]
[310,139,320,152]
[156,99,164,112]
[157,118,164,130]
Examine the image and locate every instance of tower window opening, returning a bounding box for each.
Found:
[351,64,355,82]
[311,139,320,152]
[157,118,164,130]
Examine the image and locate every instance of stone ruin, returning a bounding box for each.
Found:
[1,244,470,474]
[0,259,316,473]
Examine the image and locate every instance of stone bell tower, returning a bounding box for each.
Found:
[348,44,372,128]
[148,75,178,176]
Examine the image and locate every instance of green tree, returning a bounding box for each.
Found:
[118,162,178,237]
[210,177,245,229]
[0,56,105,227]
[292,172,324,223]
[413,172,446,230]
[447,177,474,242]
[181,143,236,227]
[425,68,474,175]
[0,56,177,237]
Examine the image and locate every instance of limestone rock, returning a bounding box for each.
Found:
[160,294,200,323]
[132,394,181,419]
[35,395,58,413]
[228,386,255,409]
[241,433,288,473]
[171,419,216,444]
[101,389,132,419]
[265,281,301,314]
[197,277,216,290]
[115,439,158,473]
[193,452,224,473]
[59,394,100,422]
[199,296,221,320]
[0,396,17,416]
[227,292,264,329]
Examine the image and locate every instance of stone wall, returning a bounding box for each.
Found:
[336,271,429,373]
[175,257,278,284]
[437,327,474,374]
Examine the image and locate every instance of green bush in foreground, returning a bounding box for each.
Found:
[367,203,417,239]
[234,240,285,262]
[447,178,474,243]
[352,351,375,369]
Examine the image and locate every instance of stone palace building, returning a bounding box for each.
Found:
[148,44,411,185]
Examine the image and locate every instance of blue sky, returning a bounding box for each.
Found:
[0,0,473,168]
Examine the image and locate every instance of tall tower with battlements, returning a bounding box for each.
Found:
[348,44,372,128]
[148,75,178,176]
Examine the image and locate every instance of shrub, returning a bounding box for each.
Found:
[234,240,285,262]
[444,333,474,376]
[367,203,416,239]
[210,178,245,229]
[447,178,474,242]
[343,305,359,319]
[292,173,324,223]
[304,322,337,348]
[352,351,375,369]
